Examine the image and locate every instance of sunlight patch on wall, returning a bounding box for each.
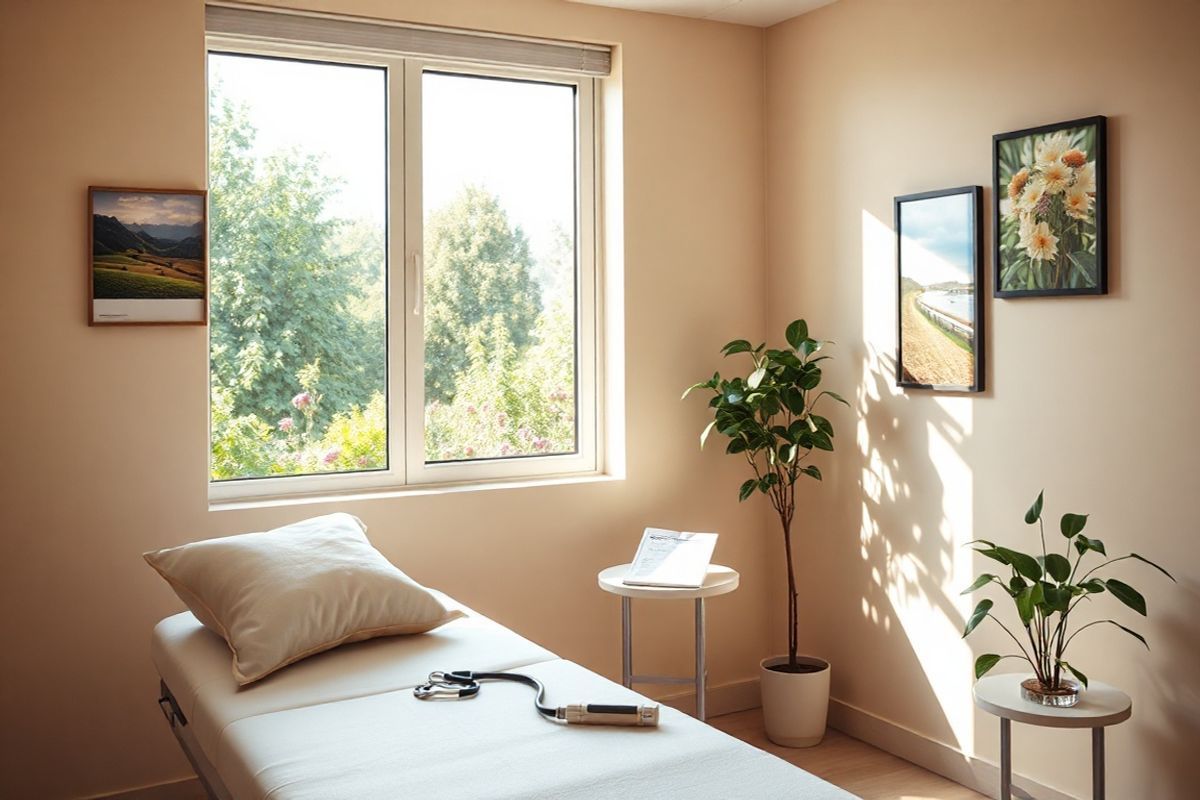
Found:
[856,209,977,753]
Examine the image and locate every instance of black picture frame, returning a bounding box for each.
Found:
[993,115,1107,298]
[895,185,984,393]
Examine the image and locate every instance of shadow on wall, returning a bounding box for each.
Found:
[1141,579,1200,796]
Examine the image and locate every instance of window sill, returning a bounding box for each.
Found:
[208,471,622,512]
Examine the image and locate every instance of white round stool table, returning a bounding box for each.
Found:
[597,563,739,722]
[973,673,1131,800]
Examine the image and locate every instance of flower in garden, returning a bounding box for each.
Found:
[1026,221,1059,261]
[496,412,508,428]
[1064,185,1092,220]
[357,455,370,467]
[533,438,548,450]
[1007,168,1030,200]
[1074,161,1096,194]
[1062,148,1087,168]
[518,426,531,441]
[322,447,341,465]
[1040,160,1071,194]
[464,446,475,457]
[1035,131,1071,167]
[467,404,477,415]
[500,444,512,456]
[278,417,294,432]
[292,391,312,409]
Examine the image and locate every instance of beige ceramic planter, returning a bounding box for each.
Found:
[759,655,830,747]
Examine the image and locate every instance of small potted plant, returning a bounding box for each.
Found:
[684,319,847,746]
[963,490,1173,706]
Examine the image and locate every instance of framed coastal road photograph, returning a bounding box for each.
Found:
[88,186,207,325]
[895,186,983,392]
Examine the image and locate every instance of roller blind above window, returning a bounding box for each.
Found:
[205,3,612,76]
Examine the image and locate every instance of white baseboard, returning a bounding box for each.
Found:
[828,696,1075,800]
[656,676,763,718]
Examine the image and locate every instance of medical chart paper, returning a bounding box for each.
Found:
[622,528,718,588]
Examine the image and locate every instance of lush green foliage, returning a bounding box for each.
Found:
[207,89,575,480]
[962,491,1174,689]
[208,95,385,431]
[685,320,847,668]
[423,186,542,404]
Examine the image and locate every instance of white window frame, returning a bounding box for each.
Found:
[206,39,601,503]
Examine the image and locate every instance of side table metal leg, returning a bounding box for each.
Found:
[695,597,707,721]
[1000,717,1012,800]
[621,596,632,688]
[1092,727,1105,800]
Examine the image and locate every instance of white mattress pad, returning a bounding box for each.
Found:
[151,593,555,764]
[152,595,857,800]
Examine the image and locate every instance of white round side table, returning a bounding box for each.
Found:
[973,673,1131,800]
[597,563,739,722]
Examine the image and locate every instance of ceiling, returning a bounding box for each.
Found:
[565,0,836,27]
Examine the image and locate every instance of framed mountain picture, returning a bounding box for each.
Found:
[88,186,207,325]
[895,186,984,392]
[993,116,1107,297]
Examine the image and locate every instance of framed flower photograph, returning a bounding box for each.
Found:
[895,185,984,393]
[994,116,1107,297]
[89,186,207,325]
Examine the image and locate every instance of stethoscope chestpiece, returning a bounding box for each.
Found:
[413,670,481,700]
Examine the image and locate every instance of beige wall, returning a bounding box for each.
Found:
[766,0,1200,797]
[0,1,770,797]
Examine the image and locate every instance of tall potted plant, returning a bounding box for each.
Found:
[684,319,847,747]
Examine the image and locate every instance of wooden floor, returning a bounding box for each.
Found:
[711,709,988,800]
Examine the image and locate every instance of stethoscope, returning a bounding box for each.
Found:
[413,669,660,727]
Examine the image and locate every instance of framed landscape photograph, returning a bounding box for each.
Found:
[88,186,207,325]
[994,115,1107,297]
[895,186,983,393]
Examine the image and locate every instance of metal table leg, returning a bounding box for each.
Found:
[1092,727,1105,800]
[1000,717,1012,800]
[695,597,706,721]
[621,596,632,688]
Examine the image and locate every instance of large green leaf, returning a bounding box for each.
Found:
[721,339,753,356]
[747,367,766,389]
[1015,586,1036,626]
[1025,490,1044,524]
[961,573,998,595]
[1105,578,1147,615]
[1074,536,1107,557]
[738,479,757,502]
[785,320,808,350]
[800,465,821,481]
[1041,582,1070,612]
[1043,553,1071,583]
[998,547,1043,582]
[975,653,1002,679]
[1060,513,1088,538]
[963,598,993,637]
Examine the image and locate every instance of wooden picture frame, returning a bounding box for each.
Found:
[895,185,984,393]
[993,115,1107,298]
[88,186,208,326]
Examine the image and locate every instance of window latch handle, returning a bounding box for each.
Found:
[412,251,424,316]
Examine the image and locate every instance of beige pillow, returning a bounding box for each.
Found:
[144,512,463,685]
